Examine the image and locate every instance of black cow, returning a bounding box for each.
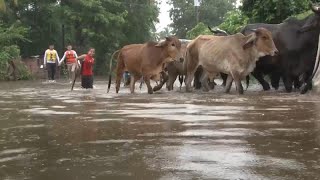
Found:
[242,4,320,93]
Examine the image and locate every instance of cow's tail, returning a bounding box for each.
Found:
[301,33,320,94]
[107,50,120,93]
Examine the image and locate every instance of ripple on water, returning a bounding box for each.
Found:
[126,114,233,122]
[86,118,125,122]
[20,109,79,115]
[62,99,95,103]
[138,129,246,138]
[3,124,45,130]
[0,155,24,163]
[0,148,28,156]
[84,139,142,144]
[51,106,67,109]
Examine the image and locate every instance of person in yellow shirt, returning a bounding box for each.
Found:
[43,44,60,82]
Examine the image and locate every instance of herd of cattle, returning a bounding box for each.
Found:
[107,4,320,95]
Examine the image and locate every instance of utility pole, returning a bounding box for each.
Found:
[194,0,200,24]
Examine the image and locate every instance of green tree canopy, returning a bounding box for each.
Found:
[0,0,159,75]
[218,9,248,34]
[241,0,320,23]
[169,0,236,38]
[186,22,212,39]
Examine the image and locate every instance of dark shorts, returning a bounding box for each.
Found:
[81,75,93,89]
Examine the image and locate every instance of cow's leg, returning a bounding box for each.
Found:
[186,68,198,92]
[153,72,168,92]
[167,72,178,91]
[116,70,124,94]
[208,75,216,90]
[143,75,154,94]
[270,72,281,90]
[193,67,202,89]
[200,72,210,92]
[282,74,293,93]
[129,75,138,94]
[220,73,228,86]
[234,75,244,95]
[252,70,270,91]
[293,76,301,89]
[225,75,233,93]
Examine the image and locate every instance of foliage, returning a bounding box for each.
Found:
[186,22,212,39]
[218,10,249,34]
[0,22,30,80]
[0,0,159,76]
[156,27,172,41]
[241,0,320,24]
[169,0,236,38]
[292,10,313,20]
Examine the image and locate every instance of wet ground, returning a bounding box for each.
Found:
[0,79,320,180]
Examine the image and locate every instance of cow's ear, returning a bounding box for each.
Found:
[243,33,257,49]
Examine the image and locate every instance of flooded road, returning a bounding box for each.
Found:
[0,80,320,180]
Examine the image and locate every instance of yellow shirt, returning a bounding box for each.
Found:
[45,49,58,63]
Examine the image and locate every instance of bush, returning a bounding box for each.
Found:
[186,22,212,39]
[0,45,32,80]
[218,10,249,34]
[0,22,31,80]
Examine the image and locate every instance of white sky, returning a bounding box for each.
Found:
[155,0,241,33]
[156,0,172,32]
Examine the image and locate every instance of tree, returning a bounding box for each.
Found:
[0,0,18,13]
[241,0,320,24]
[0,22,29,80]
[186,22,212,39]
[0,0,159,75]
[157,27,172,40]
[168,0,236,38]
[218,9,249,34]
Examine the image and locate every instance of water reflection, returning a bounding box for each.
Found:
[0,80,320,179]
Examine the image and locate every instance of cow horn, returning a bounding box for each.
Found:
[250,29,257,32]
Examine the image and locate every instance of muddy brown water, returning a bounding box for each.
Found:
[0,80,320,180]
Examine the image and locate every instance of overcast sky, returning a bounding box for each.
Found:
[155,0,241,32]
[155,0,171,32]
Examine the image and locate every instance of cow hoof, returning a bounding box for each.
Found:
[262,84,271,91]
[186,88,193,93]
[300,83,311,94]
[202,88,209,92]
[285,86,293,93]
[153,86,161,92]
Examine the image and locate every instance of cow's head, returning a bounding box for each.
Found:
[155,36,183,62]
[243,28,278,57]
[300,3,320,32]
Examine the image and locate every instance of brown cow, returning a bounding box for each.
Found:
[107,36,183,94]
[185,28,278,94]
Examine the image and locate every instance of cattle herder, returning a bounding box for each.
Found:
[59,45,79,83]
[43,44,60,83]
[77,48,95,89]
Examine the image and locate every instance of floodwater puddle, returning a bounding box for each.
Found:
[0,80,320,179]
